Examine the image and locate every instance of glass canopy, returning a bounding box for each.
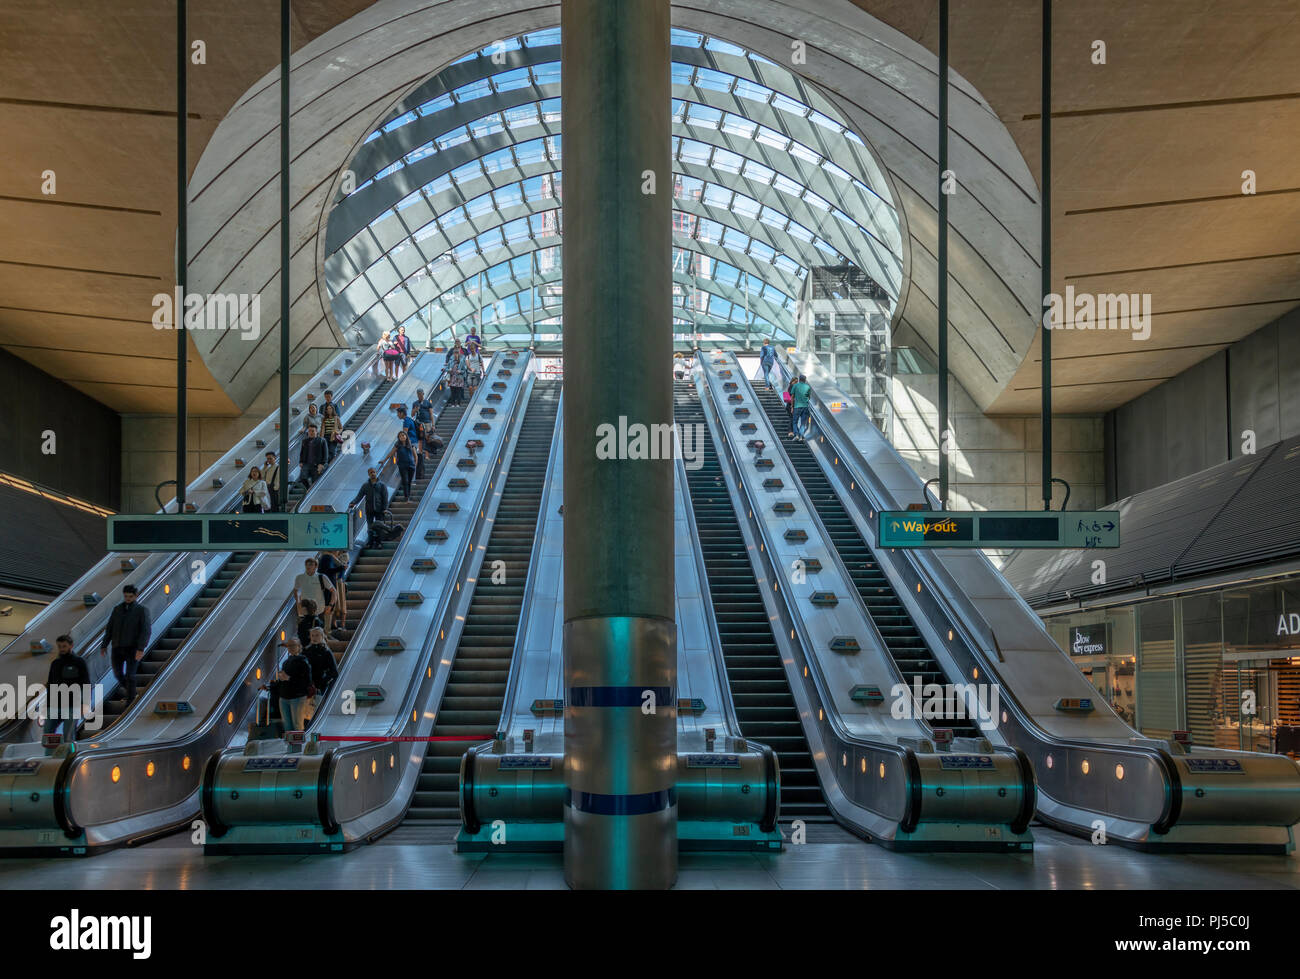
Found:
[323,28,902,350]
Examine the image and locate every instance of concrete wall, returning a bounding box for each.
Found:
[890,371,1105,513]
[0,346,121,509]
[1108,307,1300,500]
[119,368,316,513]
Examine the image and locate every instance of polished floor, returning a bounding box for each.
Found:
[1,822,1297,889]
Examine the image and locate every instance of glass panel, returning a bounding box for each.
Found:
[1136,600,1177,739]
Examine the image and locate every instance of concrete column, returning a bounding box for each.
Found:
[561,0,676,890]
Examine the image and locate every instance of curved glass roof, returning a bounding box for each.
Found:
[324,28,902,349]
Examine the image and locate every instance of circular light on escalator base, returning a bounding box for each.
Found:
[841,753,846,767]
[352,765,359,780]
[371,759,377,775]
[389,754,395,769]
[111,766,121,784]
[1081,759,1091,775]
[146,761,155,778]
[878,762,885,779]
[183,755,191,771]
[972,667,979,680]
[227,711,234,724]
[948,630,954,641]
[412,710,418,723]
[164,584,170,595]
[818,708,824,722]
[916,583,922,593]
[256,668,262,680]
[1002,711,1008,725]
[1115,764,1125,781]
[1046,754,1054,770]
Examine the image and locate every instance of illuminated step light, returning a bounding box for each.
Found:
[448,478,469,489]
[829,636,860,654]
[677,698,707,715]
[395,591,424,607]
[354,684,385,705]
[410,558,438,572]
[1053,697,1094,713]
[437,502,460,514]
[755,458,774,470]
[153,700,194,716]
[374,637,405,654]
[83,592,101,607]
[773,502,795,515]
[784,529,807,543]
[849,684,883,705]
[762,478,784,490]
[425,528,449,542]
[530,698,564,716]
[809,591,838,607]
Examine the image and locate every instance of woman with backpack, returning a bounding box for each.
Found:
[240,466,271,513]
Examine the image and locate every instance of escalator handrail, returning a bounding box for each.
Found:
[495,384,563,739]
[673,397,746,738]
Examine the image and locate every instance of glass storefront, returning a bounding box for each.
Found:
[1043,576,1300,752]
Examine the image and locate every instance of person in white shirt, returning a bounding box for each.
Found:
[292,556,336,633]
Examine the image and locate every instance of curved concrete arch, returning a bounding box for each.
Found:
[186,0,1038,412]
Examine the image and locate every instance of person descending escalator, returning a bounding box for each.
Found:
[302,626,338,723]
[44,634,90,742]
[99,584,151,708]
[262,452,281,512]
[299,424,328,489]
[395,430,418,503]
[264,640,312,733]
[321,402,344,463]
[240,466,271,513]
[350,467,390,549]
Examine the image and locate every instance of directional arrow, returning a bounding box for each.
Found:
[1104,521,1114,531]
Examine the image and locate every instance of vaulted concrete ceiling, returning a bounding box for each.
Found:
[1,0,1296,416]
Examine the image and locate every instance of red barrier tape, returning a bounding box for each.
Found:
[314,735,490,742]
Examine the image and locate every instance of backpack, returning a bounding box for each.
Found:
[782,390,793,405]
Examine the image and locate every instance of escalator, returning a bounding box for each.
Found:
[100,383,398,729]
[326,382,464,665]
[752,384,978,739]
[674,380,829,822]
[406,380,560,821]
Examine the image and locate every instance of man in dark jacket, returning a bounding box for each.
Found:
[299,424,329,488]
[45,634,91,741]
[99,584,150,706]
[303,626,338,723]
[349,467,390,547]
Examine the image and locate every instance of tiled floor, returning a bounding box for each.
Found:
[1,822,1297,890]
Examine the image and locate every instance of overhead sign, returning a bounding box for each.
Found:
[878,510,1120,549]
[108,513,350,552]
[1068,625,1108,657]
